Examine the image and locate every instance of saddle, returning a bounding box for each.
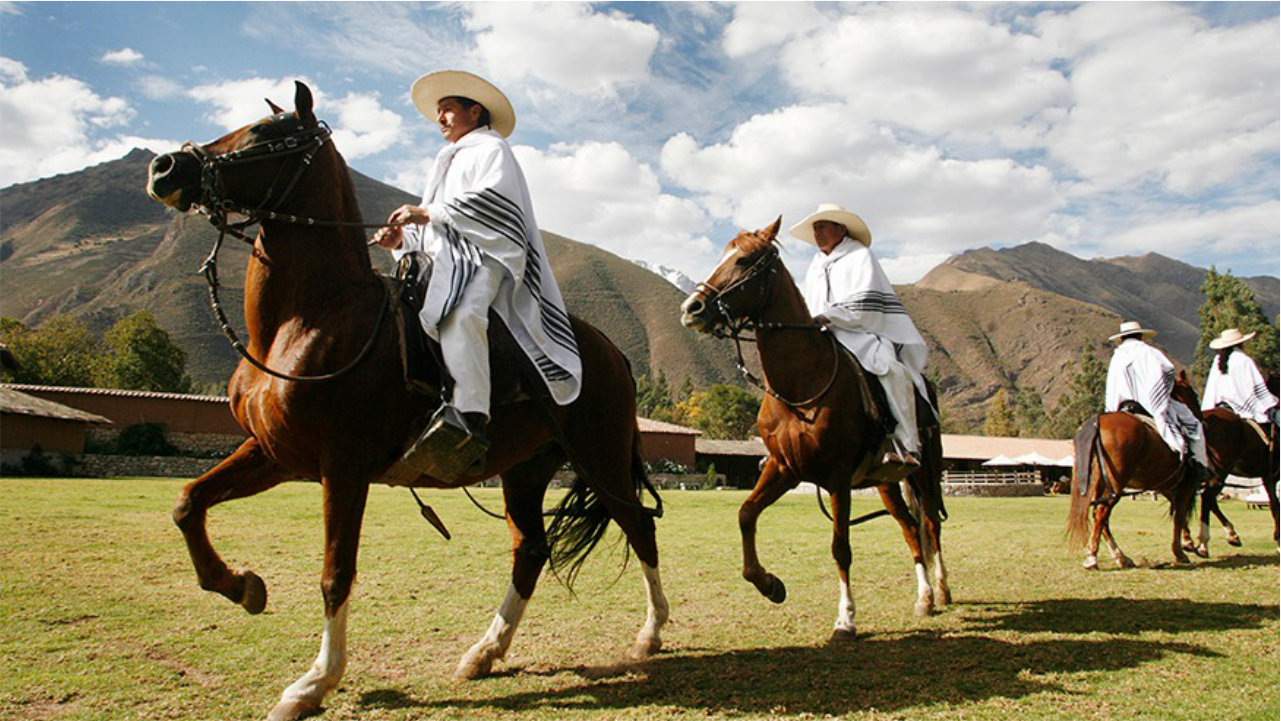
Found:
[831,343,939,483]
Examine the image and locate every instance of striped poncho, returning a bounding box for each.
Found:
[1202,348,1278,424]
[393,127,581,405]
[1105,338,1200,455]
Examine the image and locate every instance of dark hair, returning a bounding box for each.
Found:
[1216,347,1233,374]
[446,96,491,129]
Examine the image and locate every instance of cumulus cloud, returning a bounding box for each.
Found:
[661,103,1062,263]
[722,2,826,58]
[466,2,659,97]
[187,78,404,158]
[1037,3,1280,196]
[100,47,145,66]
[514,141,715,274]
[0,59,141,186]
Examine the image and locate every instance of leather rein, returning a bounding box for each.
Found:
[184,119,400,383]
[697,246,841,407]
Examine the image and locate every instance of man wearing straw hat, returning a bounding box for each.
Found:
[373,71,581,470]
[1202,328,1278,427]
[1104,321,1209,476]
[792,203,932,471]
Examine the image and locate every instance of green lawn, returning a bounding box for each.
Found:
[1,478,1276,721]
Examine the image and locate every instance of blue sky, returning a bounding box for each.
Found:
[2,1,1278,284]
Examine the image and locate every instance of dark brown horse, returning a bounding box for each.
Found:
[1066,370,1202,568]
[680,219,950,640]
[145,82,667,721]
[1187,399,1279,555]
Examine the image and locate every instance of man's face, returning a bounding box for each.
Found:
[437,97,483,143]
[812,220,846,254]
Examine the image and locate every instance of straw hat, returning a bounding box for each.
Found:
[1208,327,1257,350]
[411,70,515,138]
[788,204,872,247]
[1109,321,1158,342]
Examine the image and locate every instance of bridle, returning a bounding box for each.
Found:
[694,244,840,407]
[182,115,401,383]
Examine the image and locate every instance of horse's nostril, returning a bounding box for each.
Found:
[683,298,704,316]
[150,154,175,178]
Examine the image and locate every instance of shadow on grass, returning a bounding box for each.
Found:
[360,632,1217,717]
[961,596,1279,636]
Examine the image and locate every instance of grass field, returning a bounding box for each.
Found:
[1,477,1277,721]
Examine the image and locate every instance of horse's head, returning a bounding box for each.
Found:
[680,217,783,334]
[146,81,330,217]
[1172,368,1202,420]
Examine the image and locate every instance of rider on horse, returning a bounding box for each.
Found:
[373,71,582,471]
[1202,327,1279,429]
[794,203,932,472]
[1104,321,1211,481]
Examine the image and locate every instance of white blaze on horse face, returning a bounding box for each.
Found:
[278,600,349,707]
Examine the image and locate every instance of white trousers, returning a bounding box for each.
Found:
[437,259,503,417]
[1167,400,1208,466]
[879,359,921,454]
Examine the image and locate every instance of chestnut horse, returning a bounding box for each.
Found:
[145,82,667,721]
[680,219,950,640]
[1066,371,1202,569]
[1186,390,1279,555]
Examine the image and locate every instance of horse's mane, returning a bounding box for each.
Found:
[733,228,781,259]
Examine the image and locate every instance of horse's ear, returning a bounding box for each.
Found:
[294,81,316,127]
[763,216,782,241]
[265,98,285,114]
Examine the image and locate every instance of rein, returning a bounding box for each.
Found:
[186,121,402,383]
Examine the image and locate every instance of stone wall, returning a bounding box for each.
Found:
[77,454,222,479]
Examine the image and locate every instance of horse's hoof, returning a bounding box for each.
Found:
[936,588,953,606]
[239,572,268,615]
[1181,542,1197,553]
[454,652,494,680]
[1117,557,1136,570]
[1194,546,1210,558]
[1226,534,1242,547]
[1083,557,1098,571]
[764,576,787,604]
[267,699,321,721]
[828,627,858,644]
[1173,555,1192,565]
[630,636,662,660]
[914,600,934,618]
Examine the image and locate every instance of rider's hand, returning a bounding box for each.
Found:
[372,226,404,250]
[388,204,430,226]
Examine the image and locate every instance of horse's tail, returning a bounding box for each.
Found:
[917,381,948,522]
[546,471,615,590]
[1066,415,1102,550]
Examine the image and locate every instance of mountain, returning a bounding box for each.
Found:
[631,259,697,294]
[0,150,741,392]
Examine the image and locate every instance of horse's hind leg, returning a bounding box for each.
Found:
[269,473,370,721]
[827,475,857,641]
[456,447,562,680]
[1090,499,1133,569]
[879,482,934,617]
[1208,484,1241,547]
[913,482,951,606]
[173,438,292,613]
[740,457,796,604]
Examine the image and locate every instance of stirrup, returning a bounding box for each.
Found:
[867,439,921,483]
[400,405,490,483]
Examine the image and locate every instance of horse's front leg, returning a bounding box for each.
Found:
[173,439,292,613]
[740,456,796,604]
[828,475,856,642]
[878,482,934,617]
[269,475,369,721]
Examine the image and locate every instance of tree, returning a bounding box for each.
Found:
[682,384,760,439]
[1046,342,1108,438]
[983,388,1018,437]
[102,311,192,393]
[0,315,105,387]
[1013,386,1048,438]
[636,370,674,418]
[1193,267,1279,385]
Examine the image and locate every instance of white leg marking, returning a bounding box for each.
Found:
[457,584,527,678]
[834,578,856,632]
[913,562,934,616]
[1083,553,1098,570]
[1199,521,1211,545]
[632,563,669,658]
[931,549,951,602]
[278,600,349,709]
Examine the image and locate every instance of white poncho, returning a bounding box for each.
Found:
[1105,338,1200,455]
[1202,349,1278,424]
[393,128,582,405]
[802,237,929,397]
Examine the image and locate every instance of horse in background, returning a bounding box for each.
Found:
[145,82,667,721]
[1066,370,1203,568]
[1189,369,1280,554]
[680,218,950,640]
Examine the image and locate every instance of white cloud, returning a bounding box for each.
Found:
[513,141,715,274]
[661,103,1062,263]
[136,75,183,100]
[466,2,659,97]
[722,2,826,58]
[881,252,955,285]
[1075,200,1280,266]
[187,78,404,159]
[1037,4,1279,195]
[0,60,139,186]
[100,47,145,66]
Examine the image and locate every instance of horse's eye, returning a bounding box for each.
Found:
[735,256,753,267]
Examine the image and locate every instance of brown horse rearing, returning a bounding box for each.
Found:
[1066,370,1203,569]
[145,82,667,721]
[680,218,950,640]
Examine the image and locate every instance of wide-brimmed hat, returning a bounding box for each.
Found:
[1208,327,1257,350]
[788,204,872,247]
[1109,321,1158,342]
[411,70,515,138]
